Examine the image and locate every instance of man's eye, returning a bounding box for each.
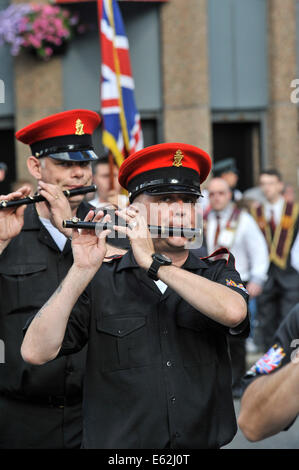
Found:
[59,162,71,167]
[57,161,72,166]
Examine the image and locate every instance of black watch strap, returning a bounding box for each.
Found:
[147,254,172,281]
[147,258,162,281]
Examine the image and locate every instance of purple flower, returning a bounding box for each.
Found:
[0,3,84,60]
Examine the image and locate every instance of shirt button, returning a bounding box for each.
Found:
[166,360,172,367]
[162,328,168,335]
[171,396,176,403]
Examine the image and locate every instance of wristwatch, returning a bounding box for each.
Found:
[147,253,172,280]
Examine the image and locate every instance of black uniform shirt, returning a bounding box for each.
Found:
[58,249,249,449]
[0,202,91,401]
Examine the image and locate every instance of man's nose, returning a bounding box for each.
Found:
[172,200,188,216]
[71,165,85,178]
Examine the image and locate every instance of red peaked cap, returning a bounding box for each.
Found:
[15,109,101,162]
[118,143,212,201]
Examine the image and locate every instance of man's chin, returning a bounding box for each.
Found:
[165,237,188,249]
[69,194,85,207]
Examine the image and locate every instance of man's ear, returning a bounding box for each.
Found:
[27,156,42,179]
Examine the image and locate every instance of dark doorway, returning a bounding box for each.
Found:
[212,122,261,191]
[0,128,16,194]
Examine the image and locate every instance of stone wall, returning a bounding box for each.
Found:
[160,0,212,157]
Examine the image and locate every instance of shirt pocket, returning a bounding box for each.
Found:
[176,309,218,366]
[0,263,47,315]
[95,315,150,372]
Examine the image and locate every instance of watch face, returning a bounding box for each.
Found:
[153,253,172,264]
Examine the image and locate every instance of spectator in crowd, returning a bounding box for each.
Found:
[242,185,266,207]
[251,169,299,351]
[0,162,7,192]
[290,231,299,274]
[89,155,128,209]
[201,158,241,215]
[213,158,242,202]
[204,177,269,397]
[283,183,295,204]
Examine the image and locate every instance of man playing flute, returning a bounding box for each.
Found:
[22,143,249,449]
[0,109,125,449]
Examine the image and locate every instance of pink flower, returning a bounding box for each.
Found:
[42,5,56,15]
[27,33,41,48]
[52,37,62,46]
[45,35,55,43]
[59,27,70,39]
[0,3,85,60]
[31,4,42,13]
[44,46,53,56]
[53,17,63,29]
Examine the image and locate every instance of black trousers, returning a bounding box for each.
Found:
[0,394,82,449]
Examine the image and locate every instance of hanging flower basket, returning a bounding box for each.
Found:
[0,3,85,61]
[29,38,69,60]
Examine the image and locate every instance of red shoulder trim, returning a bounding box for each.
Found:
[201,247,232,265]
[104,254,125,261]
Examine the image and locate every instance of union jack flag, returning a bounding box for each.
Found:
[98,0,143,167]
[247,344,286,376]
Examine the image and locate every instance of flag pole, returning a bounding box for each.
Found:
[108,151,115,190]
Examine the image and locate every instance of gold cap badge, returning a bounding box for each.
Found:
[173,149,184,167]
[75,118,85,135]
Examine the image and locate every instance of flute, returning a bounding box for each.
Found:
[0,185,97,210]
[63,218,201,238]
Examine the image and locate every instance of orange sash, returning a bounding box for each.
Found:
[251,202,299,269]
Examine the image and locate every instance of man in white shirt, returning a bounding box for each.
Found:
[291,232,299,273]
[251,169,299,352]
[205,177,269,397]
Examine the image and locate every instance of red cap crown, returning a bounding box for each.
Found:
[118,143,212,202]
[119,143,211,188]
[15,109,101,162]
[16,109,101,145]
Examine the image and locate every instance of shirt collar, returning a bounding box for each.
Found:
[265,197,285,211]
[214,202,234,219]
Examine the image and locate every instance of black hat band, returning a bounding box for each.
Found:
[127,167,202,201]
[30,133,93,157]
[33,143,94,158]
